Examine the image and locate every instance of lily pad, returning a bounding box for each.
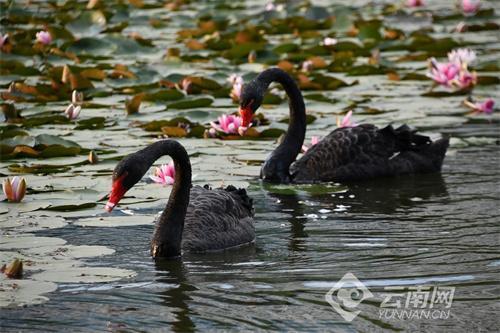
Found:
[168,98,213,110]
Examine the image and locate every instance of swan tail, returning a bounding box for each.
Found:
[381,124,449,172]
[223,185,254,217]
[426,137,450,171]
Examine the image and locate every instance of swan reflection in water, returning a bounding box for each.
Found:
[261,172,448,247]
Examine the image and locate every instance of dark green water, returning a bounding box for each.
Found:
[2,145,499,332]
[1,0,499,332]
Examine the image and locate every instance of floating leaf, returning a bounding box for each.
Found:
[161,126,187,137]
[35,134,80,149]
[477,76,500,85]
[168,98,213,109]
[39,145,81,158]
[262,93,282,105]
[8,163,71,174]
[347,65,388,76]
[260,128,286,138]
[66,11,107,38]
[144,89,184,102]
[74,117,106,130]
[280,114,316,125]
[44,202,96,211]
[356,20,382,41]
[67,37,115,56]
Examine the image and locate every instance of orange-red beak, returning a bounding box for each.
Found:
[239,106,253,129]
[105,174,127,212]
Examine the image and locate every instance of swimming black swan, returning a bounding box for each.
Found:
[238,68,449,183]
[104,140,255,258]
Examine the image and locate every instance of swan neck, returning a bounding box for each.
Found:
[143,140,192,258]
[258,68,306,172]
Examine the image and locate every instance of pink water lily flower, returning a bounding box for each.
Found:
[3,176,26,203]
[337,110,357,128]
[427,58,460,87]
[406,0,424,7]
[150,162,176,185]
[302,136,320,153]
[448,48,476,67]
[228,74,243,101]
[462,0,480,15]
[464,98,495,114]
[64,103,81,120]
[35,30,52,45]
[210,114,243,134]
[454,70,477,89]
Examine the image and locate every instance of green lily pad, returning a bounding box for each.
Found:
[67,37,116,56]
[35,134,80,149]
[74,117,106,130]
[66,10,107,38]
[144,89,184,102]
[260,128,286,138]
[168,98,213,110]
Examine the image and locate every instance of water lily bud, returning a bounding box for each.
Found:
[62,65,71,84]
[323,37,337,46]
[88,151,99,164]
[64,103,81,120]
[0,33,8,48]
[181,78,193,94]
[72,90,83,105]
[8,82,16,93]
[35,30,52,45]
[229,75,243,102]
[1,259,23,279]
[248,50,257,63]
[2,176,26,203]
[301,60,314,72]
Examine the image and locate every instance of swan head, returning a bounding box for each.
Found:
[105,154,149,212]
[239,80,264,129]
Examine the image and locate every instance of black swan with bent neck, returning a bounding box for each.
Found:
[105,140,255,258]
[238,68,449,184]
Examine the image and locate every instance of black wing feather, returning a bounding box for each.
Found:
[290,124,448,183]
[181,185,255,252]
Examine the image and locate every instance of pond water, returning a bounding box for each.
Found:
[1,0,499,332]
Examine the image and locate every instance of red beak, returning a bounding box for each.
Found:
[239,106,253,129]
[105,174,127,212]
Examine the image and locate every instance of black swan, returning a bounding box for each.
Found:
[238,68,449,183]
[104,140,255,258]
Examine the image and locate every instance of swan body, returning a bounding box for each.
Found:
[105,140,255,258]
[238,68,449,183]
[291,124,448,183]
[173,184,254,254]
